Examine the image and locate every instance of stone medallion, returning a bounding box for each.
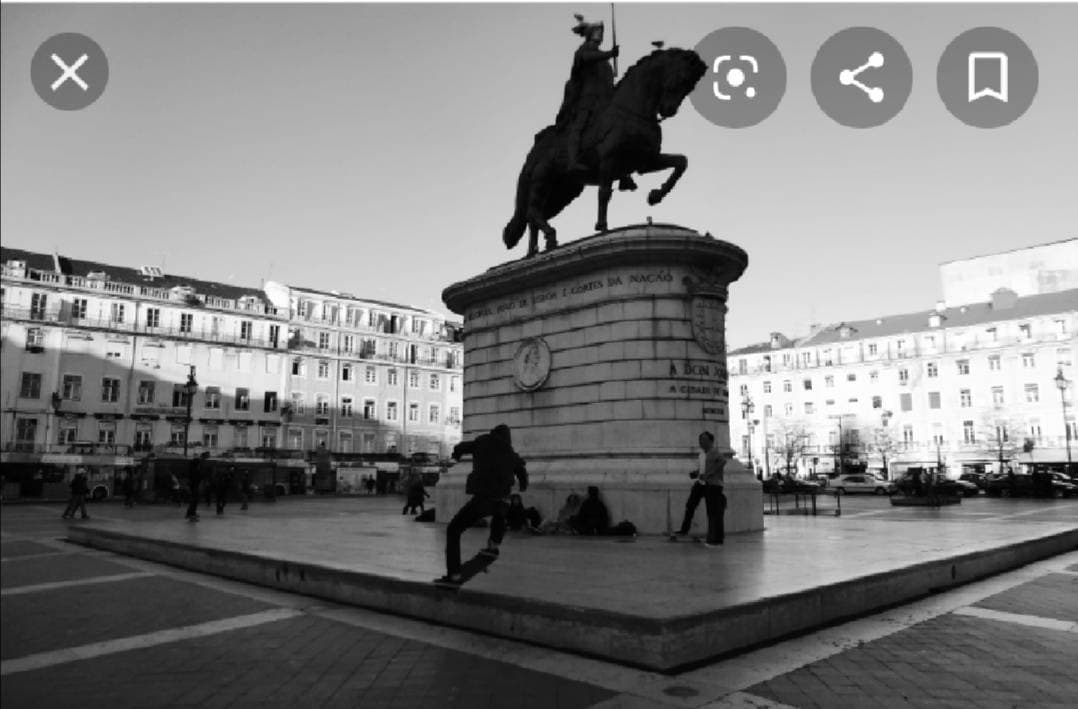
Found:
[512,337,551,391]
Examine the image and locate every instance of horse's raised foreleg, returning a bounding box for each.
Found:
[638,153,688,206]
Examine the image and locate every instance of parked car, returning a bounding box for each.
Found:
[832,474,896,495]
[985,472,1076,497]
[958,472,988,492]
[762,475,823,495]
[894,472,971,498]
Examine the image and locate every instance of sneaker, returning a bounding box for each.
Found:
[478,546,500,559]
[434,573,463,587]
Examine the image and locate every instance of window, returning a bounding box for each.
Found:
[388,341,400,359]
[825,399,835,406]
[387,369,398,386]
[803,379,813,391]
[1056,319,1069,336]
[959,389,971,408]
[1028,420,1042,443]
[180,313,193,333]
[315,395,330,416]
[902,425,914,444]
[804,402,815,414]
[1019,323,1032,340]
[145,308,160,328]
[449,406,461,425]
[264,391,278,412]
[342,365,352,382]
[739,384,749,397]
[291,358,304,376]
[19,373,42,399]
[1022,353,1035,368]
[963,421,975,444]
[98,422,116,445]
[737,359,747,375]
[867,343,878,356]
[784,403,794,415]
[101,377,120,403]
[59,422,79,445]
[268,324,280,348]
[824,376,834,388]
[801,352,812,366]
[386,401,399,421]
[62,374,82,401]
[900,393,913,412]
[202,427,219,448]
[15,418,38,448]
[205,386,221,409]
[957,359,970,375]
[71,298,87,319]
[317,360,330,379]
[872,395,882,409]
[762,356,772,373]
[898,369,909,384]
[895,339,906,355]
[926,362,938,378]
[360,338,377,358]
[110,302,126,323]
[992,386,1004,405]
[137,380,155,405]
[430,373,440,391]
[932,426,945,446]
[1024,384,1039,403]
[847,373,856,382]
[318,332,330,350]
[928,392,941,409]
[171,384,190,408]
[26,327,44,350]
[985,327,997,342]
[408,370,420,389]
[287,429,303,449]
[261,426,277,448]
[234,426,248,448]
[290,393,305,414]
[365,366,377,384]
[870,371,879,383]
[338,431,353,453]
[429,404,440,424]
[450,376,459,393]
[240,321,252,340]
[763,381,772,393]
[341,397,353,417]
[234,388,250,410]
[342,335,354,353]
[363,399,376,420]
[988,354,1001,371]
[782,380,792,393]
[408,402,420,422]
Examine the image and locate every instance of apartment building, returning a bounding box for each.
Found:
[1,248,463,473]
[729,286,1077,479]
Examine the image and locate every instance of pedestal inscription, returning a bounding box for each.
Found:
[439,224,761,533]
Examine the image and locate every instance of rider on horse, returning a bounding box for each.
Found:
[558,15,619,173]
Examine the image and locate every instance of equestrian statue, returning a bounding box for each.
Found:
[503,14,706,258]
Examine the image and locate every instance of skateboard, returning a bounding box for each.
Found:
[434,551,496,589]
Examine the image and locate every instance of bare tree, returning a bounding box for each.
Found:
[979,408,1027,470]
[863,422,901,479]
[767,420,812,477]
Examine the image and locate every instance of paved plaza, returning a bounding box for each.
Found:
[2,496,1076,707]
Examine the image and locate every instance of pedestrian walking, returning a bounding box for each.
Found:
[672,447,707,537]
[402,475,430,515]
[186,452,210,522]
[438,424,528,586]
[698,432,727,547]
[215,465,235,515]
[62,468,90,520]
[239,468,252,511]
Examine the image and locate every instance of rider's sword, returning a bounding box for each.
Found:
[610,3,619,77]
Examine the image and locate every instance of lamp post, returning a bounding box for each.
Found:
[879,409,893,479]
[829,414,849,477]
[1056,368,1072,468]
[182,365,198,458]
[741,394,755,473]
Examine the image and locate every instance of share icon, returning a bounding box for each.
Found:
[839,51,885,103]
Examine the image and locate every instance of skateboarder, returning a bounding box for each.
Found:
[672,445,708,538]
[438,424,528,586]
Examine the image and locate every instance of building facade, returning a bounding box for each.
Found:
[728,286,1077,480]
[1,248,463,480]
[939,237,1078,307]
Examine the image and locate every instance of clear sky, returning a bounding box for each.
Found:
[2,3,1076,347]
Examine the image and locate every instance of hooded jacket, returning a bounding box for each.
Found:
[452,425,528,499]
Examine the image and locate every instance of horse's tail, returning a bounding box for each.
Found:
[504,135,546,250]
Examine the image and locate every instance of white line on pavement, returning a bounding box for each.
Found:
[0,608,302,676]
[1,572,154,596]
[953,605,1078,632]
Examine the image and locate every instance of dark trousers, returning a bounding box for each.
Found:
[215,485,230,514]
[63,493,88,518]
[677,482,705,534]
[445,496,508,575]
[186,483,201,518]
[704,485,727,544]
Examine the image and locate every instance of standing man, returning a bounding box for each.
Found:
[557,14,619,172]
[185,452,210,522]
[672,445,708,538]
[215,464,235,516]
[698,432,727,547]
[439,424,528,586]
[61,467,90,520]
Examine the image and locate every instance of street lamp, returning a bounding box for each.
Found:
[1055,368,1072,468]
[741,394,755,471]
[182,365,198,458]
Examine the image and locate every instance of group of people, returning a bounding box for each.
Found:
[437,423,729,585]
[184,452,253,522]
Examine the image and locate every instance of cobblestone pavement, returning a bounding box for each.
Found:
[2,501,1076,708]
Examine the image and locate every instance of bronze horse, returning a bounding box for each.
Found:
[503,48,706,257]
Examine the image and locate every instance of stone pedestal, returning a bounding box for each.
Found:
[438,224,761,534]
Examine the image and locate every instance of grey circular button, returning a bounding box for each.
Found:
[31,33,109,111]
[812,27,912,128]
[937,27,1037,129]
[691,27,786,129]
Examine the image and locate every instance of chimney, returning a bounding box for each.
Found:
[935,300,946,313]
[990,288,1018,310]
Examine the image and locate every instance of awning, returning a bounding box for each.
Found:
[93,413,124,420]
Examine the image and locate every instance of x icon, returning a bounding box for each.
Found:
[51,53,89,91]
